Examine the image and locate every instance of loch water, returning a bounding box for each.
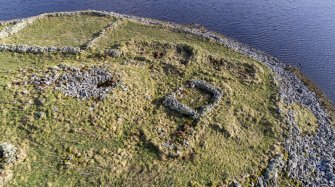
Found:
[1,0,334,103]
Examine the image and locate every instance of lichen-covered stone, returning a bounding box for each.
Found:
[0,143,17,166]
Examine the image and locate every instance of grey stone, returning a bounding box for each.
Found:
[55,67,118,100]
[34,111,45,119]
[105,49,121,57]
[0,143,17,166]
[0,44,81,54]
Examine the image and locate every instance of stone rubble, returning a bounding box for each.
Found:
[55,67,118,100]
[163,93,198,117]
[0,143,17,186]
[257,154,285,187]
[26,64,120,100]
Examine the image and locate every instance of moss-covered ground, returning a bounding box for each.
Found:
[0,25,6,31]
[0,15,319,186]
[290,104,318,134]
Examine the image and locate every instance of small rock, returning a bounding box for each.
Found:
[34,111,45,119]
[22,90,29,95]
[0,143,17,166]
[89,107,94,112]
[105,49,121,57]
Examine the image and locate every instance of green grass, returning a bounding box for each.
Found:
[176,87,212,109]
[95,21,235,55]
[0,25,6,31]
[1,15,114,47]
[291,104,318,134]
[0,17,308,186]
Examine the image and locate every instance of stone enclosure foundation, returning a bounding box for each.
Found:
[0,10,124,54]
[163,80,223,119]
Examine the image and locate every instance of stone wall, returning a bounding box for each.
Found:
[0,16,39,39]
[82,19,124,50]
[0,44,80,54]
[0,10,126,54]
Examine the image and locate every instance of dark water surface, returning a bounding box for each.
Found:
[1,0,335,103]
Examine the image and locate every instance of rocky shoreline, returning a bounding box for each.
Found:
[1,10,334,186]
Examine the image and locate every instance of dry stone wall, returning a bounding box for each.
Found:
[0,10,121,54]
[0,43,81,54]
[82,19,124,50]
[0,16,39,39]
[163,80,223,119]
